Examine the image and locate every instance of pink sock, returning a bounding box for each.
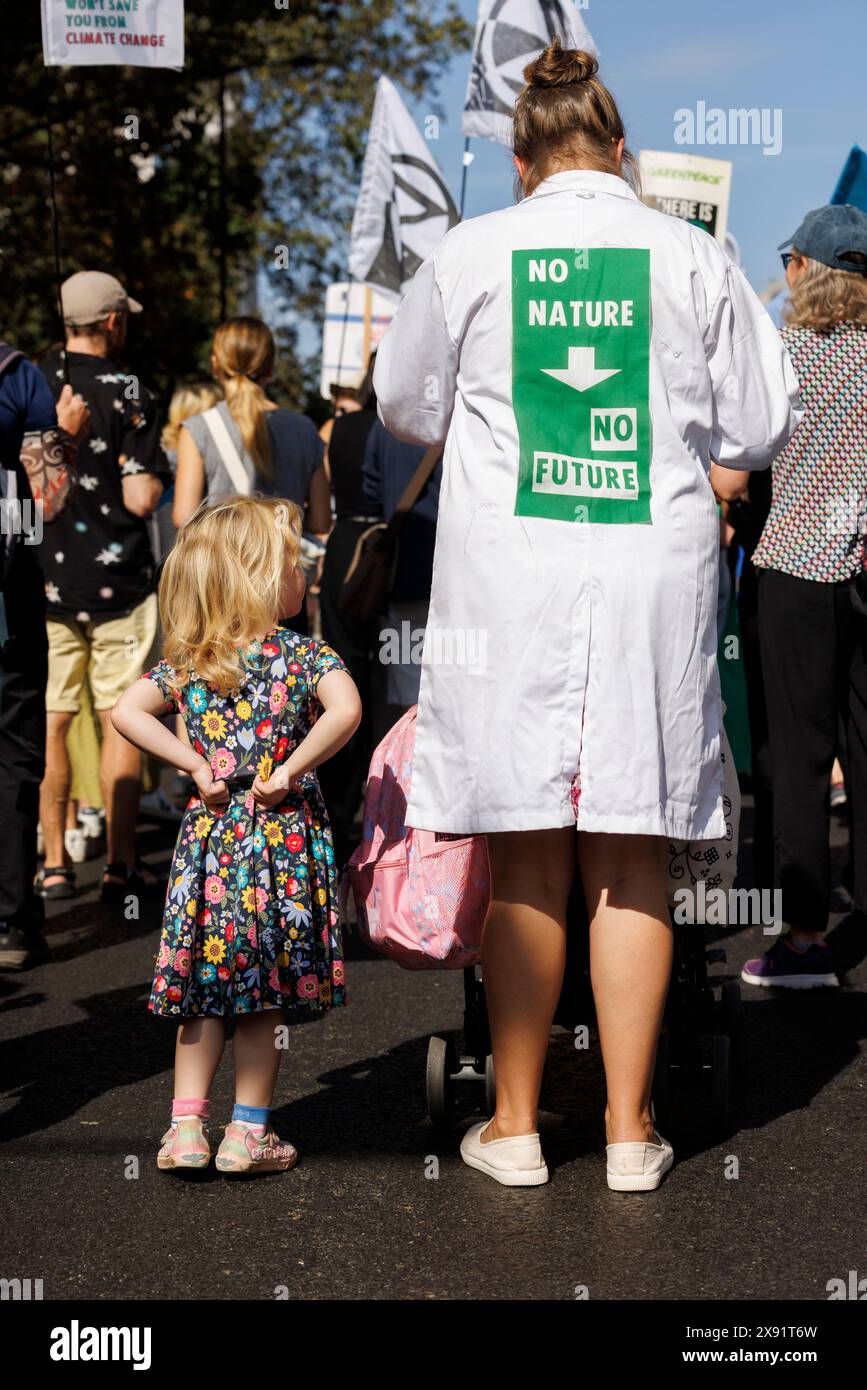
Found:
[171,1098,210,1122]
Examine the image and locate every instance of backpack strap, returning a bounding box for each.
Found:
[0,343,24,378]
[200,406,253,496]
[388,443,442,535]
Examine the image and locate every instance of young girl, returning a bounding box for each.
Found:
[112,495,361,1175]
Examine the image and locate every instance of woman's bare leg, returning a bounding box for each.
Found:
[481,827,577,1142]
[578,832,672,1145]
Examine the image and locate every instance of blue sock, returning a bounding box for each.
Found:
[232,1103,269,1127]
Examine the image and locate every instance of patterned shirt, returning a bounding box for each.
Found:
[39,350,169,619]
[753,323,867,583]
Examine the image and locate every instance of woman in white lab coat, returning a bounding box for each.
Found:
[374,42,801,1190]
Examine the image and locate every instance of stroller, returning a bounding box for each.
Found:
[347,705,743,1138]
[424,872,743,1137]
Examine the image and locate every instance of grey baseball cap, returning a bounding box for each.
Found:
[60,270,143,324]
[778,204,867,274]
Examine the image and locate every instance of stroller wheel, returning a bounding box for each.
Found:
[426,1035,456,1127]
[484,1053,496,1114]
[711,1032,733,1135]
[651,1032,672,1133]
[719,981,744,1068]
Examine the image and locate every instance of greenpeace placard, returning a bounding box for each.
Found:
[639,150,732,246]
[41,0,185,70]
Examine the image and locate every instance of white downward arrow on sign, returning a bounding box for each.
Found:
[541,346,620,393]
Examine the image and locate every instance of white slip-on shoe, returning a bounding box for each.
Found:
[606,1131,674,1192]
[460,1120,549,1187]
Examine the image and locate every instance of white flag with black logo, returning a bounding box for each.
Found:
[350,76,459,297]
[463,0,599,148]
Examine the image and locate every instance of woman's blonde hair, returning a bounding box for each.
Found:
[159,494,302,695]
[161,379,223,453]
[785,248,867,332]
[211,317,276,478]
[513,40,638,197]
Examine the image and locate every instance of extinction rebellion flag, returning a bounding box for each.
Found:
[349,76,459,297]
[462,0,599,148]
[41,0,185,70]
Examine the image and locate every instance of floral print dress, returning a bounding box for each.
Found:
[143,627,348,1020]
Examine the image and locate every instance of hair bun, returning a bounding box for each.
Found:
[524,38,597,89]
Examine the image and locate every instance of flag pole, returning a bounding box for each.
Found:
[217,70,228,323]
[44,73,70,387]
[458,136,472,220]
[331,277,354,409]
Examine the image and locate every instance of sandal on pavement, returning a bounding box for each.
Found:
[460,1120,549,1186]
[35,866,76,900]
[215,1122,298,1176]
[157,1117,211,1172]
[606,1131,674,1192]
[100,862,147,904]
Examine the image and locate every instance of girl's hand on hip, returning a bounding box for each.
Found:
[193,761,229,812]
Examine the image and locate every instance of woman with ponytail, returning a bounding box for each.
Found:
[375,40,802,1193]
[173,317,330,536]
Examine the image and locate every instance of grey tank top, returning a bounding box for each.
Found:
[183,399,323,508]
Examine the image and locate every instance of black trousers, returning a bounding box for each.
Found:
[318,519,380,870]
[737,559,774,890]
[758,567,867,931]
[0,548,48,927]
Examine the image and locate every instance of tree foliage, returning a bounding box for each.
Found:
[0,0,470,409]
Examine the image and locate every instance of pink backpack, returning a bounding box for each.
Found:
[345,706,490,969]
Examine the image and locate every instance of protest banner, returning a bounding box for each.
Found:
[41,0,185,70]
[463,0,598,148]
[638,150,732,246]
[350,76,458,297]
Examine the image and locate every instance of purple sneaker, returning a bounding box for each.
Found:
[741,935,839,989]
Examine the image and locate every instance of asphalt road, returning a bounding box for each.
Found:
[1,800,865,1302]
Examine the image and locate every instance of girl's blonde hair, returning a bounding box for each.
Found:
[513,40,638,197]
[211,317,276,479]
[161,379,223,453]
[785,247,867,332]
[159,494,302,695]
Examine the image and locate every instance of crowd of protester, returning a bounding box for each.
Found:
[0,194,866,1003]
[0,270,441,971]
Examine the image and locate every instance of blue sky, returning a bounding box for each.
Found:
[406,0,866,294]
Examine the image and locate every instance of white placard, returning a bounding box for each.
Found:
[41,0,185,70]
[320,282,398,401]
[638,150,732,246]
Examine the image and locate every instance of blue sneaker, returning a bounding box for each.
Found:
[741,935,839,989]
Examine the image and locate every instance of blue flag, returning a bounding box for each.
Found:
[832,145,867,212]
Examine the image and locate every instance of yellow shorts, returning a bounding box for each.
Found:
[46,593,159,714]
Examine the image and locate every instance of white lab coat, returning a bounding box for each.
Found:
[374,169,801,838]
